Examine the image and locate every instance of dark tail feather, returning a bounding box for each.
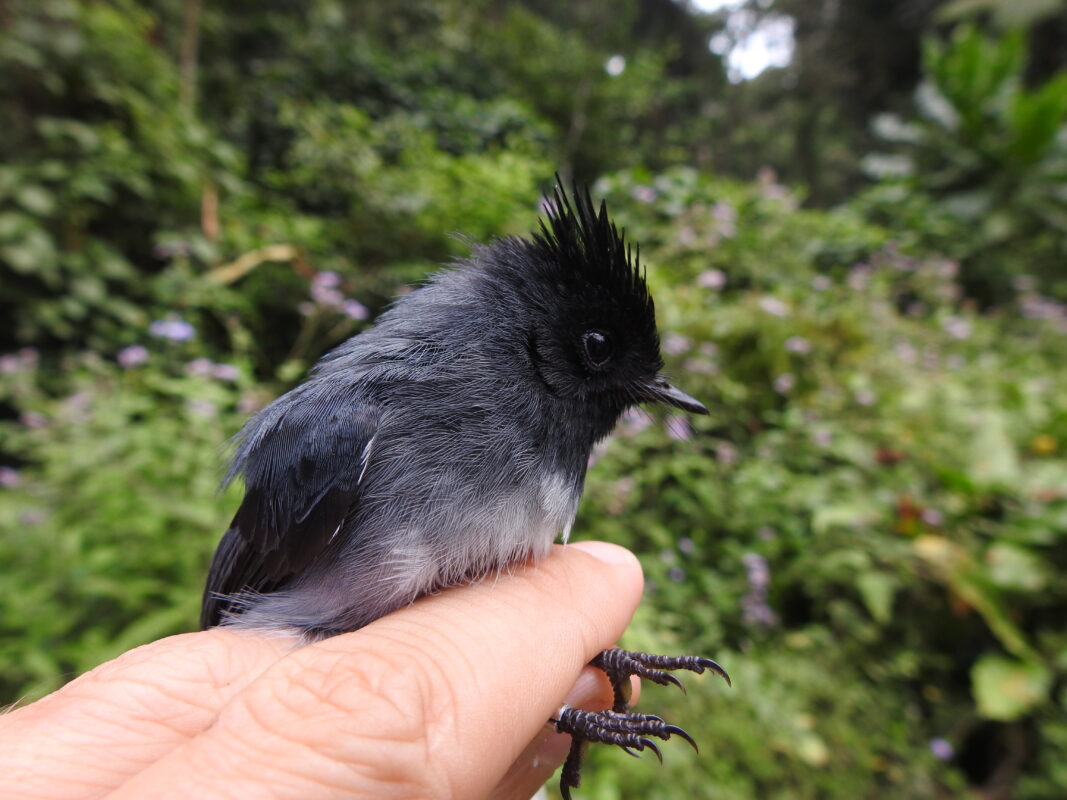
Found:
[200,526,247,629]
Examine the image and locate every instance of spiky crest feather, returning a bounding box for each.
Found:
[531,179,653,316]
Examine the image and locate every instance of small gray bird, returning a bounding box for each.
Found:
[201,182,728,797]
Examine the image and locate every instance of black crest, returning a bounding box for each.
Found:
[532,179,652,313]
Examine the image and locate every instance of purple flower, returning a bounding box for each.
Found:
[185,358,214,377]
[847,265,873,291]
[935,259,959,280]
[663,333,691,355]
[631,185,657,204]
[759,296,789,317]
[212,363,241,381]
[1020,294,1067,320]
[812,429,833,447]
[0,354,22,374]
[238,393,264,414]
[894,341,917,364]
[697,269,726,290]
[811,275,832,291]
[929,738,954,761]
[0,467,21,488]
[684,357,718,376]
[20,509,46,526]
[810,275,836,292]
[149,318,196,342]
[784,336,811,355]
[773,373,795,393]
[342,299,370,320]
[716,442,739,466]
[678,537,696,554]
[742,553,771,589]
[312,271,342,289]
[117,345,149,369]
[855,389,877,406]
[711,204,737,237]
[921,508,943,526]
[0,348,38,374]
[942,316,972,340]
[741,552,778,627]
[620,407,652,436]
[153,241,193,259]
[186,399,217,418]
[310,284,344,308]
[741,596,779,626]
[667,566,687,583]
[665,415,692,441]
[20,411,47,429]
[712,203,736,223]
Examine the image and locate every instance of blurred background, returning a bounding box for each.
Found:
[2,0,1066,796]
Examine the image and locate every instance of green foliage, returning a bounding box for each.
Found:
[0,348,244,698]
[863,25,1067,301]
[0,0,228,350]
[572,168,1067,797]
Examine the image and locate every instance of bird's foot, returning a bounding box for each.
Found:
[554,648,730,798]
[591,647,731,712]
[553,707,694,799]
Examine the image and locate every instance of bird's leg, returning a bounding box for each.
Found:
[553,648,730,799]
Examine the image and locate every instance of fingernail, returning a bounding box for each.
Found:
[570,541,638,566]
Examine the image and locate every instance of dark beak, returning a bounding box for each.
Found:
[641,376,709,415]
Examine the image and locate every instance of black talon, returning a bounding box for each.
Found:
[642,738,663,764]
[662,672,686,694]
[695,657,732,686]
[665,724,699,753]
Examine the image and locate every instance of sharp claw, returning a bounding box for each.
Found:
[698,658,732,686]
[665,724,699,753]
[642,738,664,764]
[561,784,573,800]
[621,746,641,758]
[663,672,687,694]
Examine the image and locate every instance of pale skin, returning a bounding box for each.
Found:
[1,541,645,800]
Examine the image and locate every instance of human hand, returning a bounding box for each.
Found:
[1,541,644,799]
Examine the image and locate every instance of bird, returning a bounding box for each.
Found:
[201,180,729,797]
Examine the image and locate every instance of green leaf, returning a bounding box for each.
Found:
[856,572,898,624]
[985,543,1046,592]
[972,655,1051,721]
[15,184,56,216]
[969,410,1020,488]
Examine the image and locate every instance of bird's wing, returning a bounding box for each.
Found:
[200,391,380,629]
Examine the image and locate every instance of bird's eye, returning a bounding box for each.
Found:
[581,330,613,368]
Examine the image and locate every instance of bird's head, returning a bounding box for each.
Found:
[483,181,707,439]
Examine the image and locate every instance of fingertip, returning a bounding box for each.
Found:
[569,540,640,568]
[567,540,644,609]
